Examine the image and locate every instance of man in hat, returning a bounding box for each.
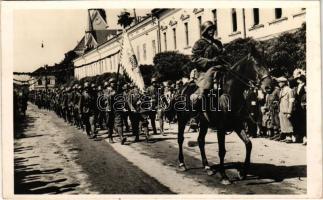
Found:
[277,76,295,143]
[190,21,228,105]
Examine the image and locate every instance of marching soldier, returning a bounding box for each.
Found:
[73,84,82,129]
[145,77,159,135]
[80,82,97,139]
[96,84,106,130]
[67,86,74,124]
[125,84,142,142]
[105,77,127,144]
[122,84,131,132]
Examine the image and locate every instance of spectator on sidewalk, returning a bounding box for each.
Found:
[293,75,306,143]
[277,76,295,143]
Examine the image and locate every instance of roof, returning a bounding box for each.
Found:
[32,66,56,76]
[73,29,121,55]
[73,36,85,54]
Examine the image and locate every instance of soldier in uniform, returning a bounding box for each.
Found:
[122,84,131,132]
[145,77,159,135]
[105,77,127,144]
[73,84,82,129]
[96,84,106,130]
[80,82,97,139]
[67,86,74,124]
[190,21,227,104]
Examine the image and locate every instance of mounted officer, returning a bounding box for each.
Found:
[190,20,228,104]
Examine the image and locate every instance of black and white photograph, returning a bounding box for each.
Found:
[1,1,322,198]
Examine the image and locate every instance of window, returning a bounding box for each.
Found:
[231,8,238,32]
[173,28,177,49]
[197,16,202,37]
[143,43,147,61]
[152,40,156,56]
[275,8,282,19]
[136,45,140,61]
[212,9,218,36]
[38,79,42,85]
[184,22,189,46]
[253,8,260,25]
[46,78,50,85]
[163,32,167,51]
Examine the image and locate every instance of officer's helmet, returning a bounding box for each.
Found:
[200,21,216,36]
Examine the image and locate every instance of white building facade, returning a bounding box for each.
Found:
[74,8,306,79]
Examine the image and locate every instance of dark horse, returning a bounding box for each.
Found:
[175,53,272,185]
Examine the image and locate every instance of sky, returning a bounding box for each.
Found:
[14,9,150,72]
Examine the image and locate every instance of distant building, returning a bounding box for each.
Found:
[30,66,56,90]
[74,8,306,79]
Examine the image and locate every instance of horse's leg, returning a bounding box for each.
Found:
[217,129,232,185]
[177,112,188,171]
[198,116,213,175]
[236,127,252,180]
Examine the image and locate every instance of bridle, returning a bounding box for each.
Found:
[225,54,271,89]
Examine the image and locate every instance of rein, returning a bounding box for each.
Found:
[224,54,269,89]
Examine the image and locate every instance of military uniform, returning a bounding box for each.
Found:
[105,78,126,144]
[145,79,160,135]
[80,83,97,138]
[191,21,226,99]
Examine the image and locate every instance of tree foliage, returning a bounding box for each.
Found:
[139,64,155,85]
[263,22,306,77]
[117,11,134,29]
[153,51,193,81]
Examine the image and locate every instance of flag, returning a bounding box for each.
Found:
[119,30,145,92]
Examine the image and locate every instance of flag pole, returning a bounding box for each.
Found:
[115,63,121,92]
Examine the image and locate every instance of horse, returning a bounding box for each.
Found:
[174,53,273,185]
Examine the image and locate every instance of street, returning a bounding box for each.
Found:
[14,103,306,194]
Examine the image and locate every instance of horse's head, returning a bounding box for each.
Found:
[245,53,273,93]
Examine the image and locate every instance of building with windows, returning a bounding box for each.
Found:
[30,66,56,90]
[74,8,306,79]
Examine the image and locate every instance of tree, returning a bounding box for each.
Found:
[117,11,134,29]
[153,51,192,81]
[139,64,155,85]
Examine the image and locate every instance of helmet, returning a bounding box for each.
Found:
[122,84,129,91]
[84,82,90,88]
[200,21,216,36]
[109,77,117,83]
[151,77,158,83]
